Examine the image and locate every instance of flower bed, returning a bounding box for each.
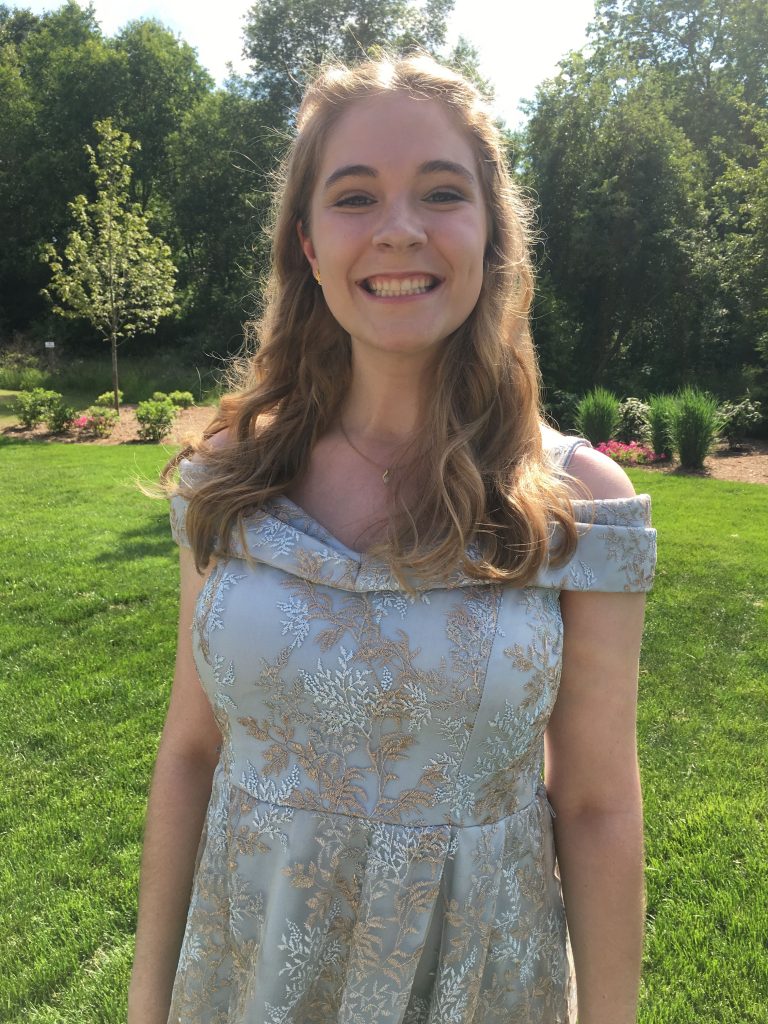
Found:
[595,440,665,466]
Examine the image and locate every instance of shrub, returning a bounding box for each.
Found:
[94,389,124,407]
[45,399,77,434]
[717,397,763,449]
[151,390,169,402]
[168,390,195,409]
[14,388,61,429]
[596,440,661,467]
[616,397,651,444]
[74,407,118,438]
[648,395,676,461]
[670,387,720,470]
[136,399,176,442]
[575,387,620,445]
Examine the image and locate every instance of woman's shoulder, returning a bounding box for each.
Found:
[188,425,234,464]
[541,423,636,501]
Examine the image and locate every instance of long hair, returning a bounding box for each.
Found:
[164,54,580,590]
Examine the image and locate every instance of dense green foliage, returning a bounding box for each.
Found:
[524,0,768,405]
[1,0,766,412]
[0,444,765,1021]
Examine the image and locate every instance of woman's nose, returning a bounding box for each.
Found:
[371,200,427,249]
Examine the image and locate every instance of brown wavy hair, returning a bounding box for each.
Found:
[164,53,581,591]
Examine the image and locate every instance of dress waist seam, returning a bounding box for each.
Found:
[224,774,554,829]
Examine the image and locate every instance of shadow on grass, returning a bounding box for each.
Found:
[93,518,176,565]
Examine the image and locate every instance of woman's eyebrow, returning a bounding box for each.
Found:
[323,159,476,191]
[323,164,377,189]
[418,159,476,184]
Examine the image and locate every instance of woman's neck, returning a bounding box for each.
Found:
[340,351,428,444]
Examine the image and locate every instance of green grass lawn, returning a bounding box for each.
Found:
[1,444,766,1023]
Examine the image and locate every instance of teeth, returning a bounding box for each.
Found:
[365,276,436,296]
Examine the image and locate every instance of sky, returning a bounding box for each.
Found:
[7,0,598,128]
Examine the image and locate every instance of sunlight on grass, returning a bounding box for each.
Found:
[0,448,765,1022]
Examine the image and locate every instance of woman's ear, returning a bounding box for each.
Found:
[297,220,317,274]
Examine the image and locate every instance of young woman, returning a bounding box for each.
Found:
[129,55,656,1024]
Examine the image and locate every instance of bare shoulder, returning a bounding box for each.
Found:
[207,426,235,450]
[189,425,234,464]
[189,412,278,464]
[540,422,636,500]
[567,443,637,500]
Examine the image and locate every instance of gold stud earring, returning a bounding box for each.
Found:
[314,268,322,284]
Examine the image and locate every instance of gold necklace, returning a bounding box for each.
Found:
[338,419,413,484]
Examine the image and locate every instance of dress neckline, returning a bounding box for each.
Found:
[267,493,368,560]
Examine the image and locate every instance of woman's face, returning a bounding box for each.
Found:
[299,92,488,363]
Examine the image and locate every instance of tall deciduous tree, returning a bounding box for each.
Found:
[242,0,457,118]
[109,18,214,210]
[41,119,177,411]
[165,85,265,349]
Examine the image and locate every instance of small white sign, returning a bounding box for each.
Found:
[45,341,55,349]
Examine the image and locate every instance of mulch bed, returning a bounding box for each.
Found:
[3,404,217,449]
[640,438,768,485]
[4,407,768,484]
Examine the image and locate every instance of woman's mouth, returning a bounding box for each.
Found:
[359,275,442,297]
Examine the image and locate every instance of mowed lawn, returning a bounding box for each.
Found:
[1,442,766,1023]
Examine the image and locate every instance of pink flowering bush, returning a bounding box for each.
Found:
[596,440,664,466]
[74,407,118,438]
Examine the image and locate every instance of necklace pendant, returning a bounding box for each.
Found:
[382,468,391,484]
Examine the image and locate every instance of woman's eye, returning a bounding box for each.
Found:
[334,194,374,207]
[426,190,465,203]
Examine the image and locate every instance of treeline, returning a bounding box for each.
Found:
[524,0,768,405]
[1,0,766,407]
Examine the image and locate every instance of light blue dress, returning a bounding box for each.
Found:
[166,435,656,1024]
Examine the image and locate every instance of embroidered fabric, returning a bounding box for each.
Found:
[165,434,656,1024]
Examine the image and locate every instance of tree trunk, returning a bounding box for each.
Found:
[111,331,120,414]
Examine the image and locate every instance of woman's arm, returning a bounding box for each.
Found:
[128,545,222,1024]
[545,447,648,1024]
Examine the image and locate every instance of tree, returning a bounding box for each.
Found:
[241,0,456,119]
[109,18,214,210]
[41,119,177,411]
[165,85,265,350]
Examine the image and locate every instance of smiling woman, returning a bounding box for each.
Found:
[129,54,656,1024]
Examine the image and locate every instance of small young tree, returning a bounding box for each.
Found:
[41,119,177,412]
